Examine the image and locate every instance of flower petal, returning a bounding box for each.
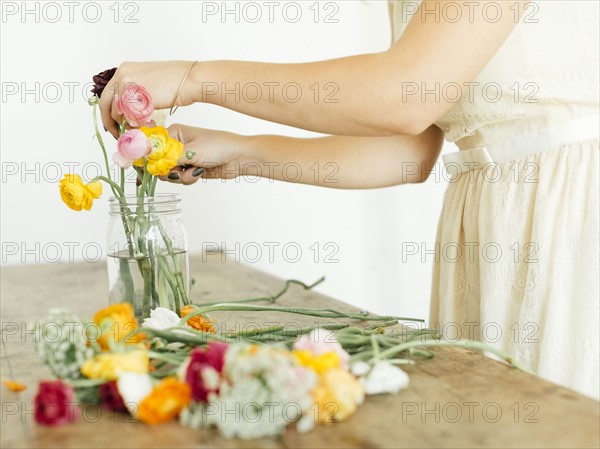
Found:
[86,181,102,198]
[142,307,181,330]
[117,372,154,416]
[2,379,26,392]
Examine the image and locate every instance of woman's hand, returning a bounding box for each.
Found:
[99,61,197,138]
[160,124,444,188]
[160,124,245,185]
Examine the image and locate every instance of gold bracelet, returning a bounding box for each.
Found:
[169,60,198,116]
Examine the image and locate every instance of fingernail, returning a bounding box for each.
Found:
[192,167,205,177]
[167,173,180,180]
[185,151,196,160]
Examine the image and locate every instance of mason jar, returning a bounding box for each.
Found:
[107,193,189,320]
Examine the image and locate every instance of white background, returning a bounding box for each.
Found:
[0,1,453,321]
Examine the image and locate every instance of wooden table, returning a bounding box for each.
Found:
[1,254,599,448]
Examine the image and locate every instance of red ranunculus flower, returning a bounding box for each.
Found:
[185,341,228,402]
[91,67,117,98]
[99,381,128,413]
[34,380,79,426]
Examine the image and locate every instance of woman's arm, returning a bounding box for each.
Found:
[101,1,527,137]
[164,124,444,188]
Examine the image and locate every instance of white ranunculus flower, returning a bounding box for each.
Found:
[352,361,410,395]
[151,109,168,127]
[142,307,181,330]
[117,372,154,416]
[350,361,371,377]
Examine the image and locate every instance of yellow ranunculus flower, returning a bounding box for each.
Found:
[294,350,342,374]
[294,350,363,423]
[92,303,145,351]
[311,368,365,424]
[80,347,149,380]
[59,174,102,211]
[133,126,183,176]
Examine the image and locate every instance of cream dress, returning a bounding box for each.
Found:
[390,1,599,399]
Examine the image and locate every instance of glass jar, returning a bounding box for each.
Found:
[107,194,189,320]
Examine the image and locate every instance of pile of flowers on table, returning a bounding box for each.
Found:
[18,282,527,440]
[27,303,397,438]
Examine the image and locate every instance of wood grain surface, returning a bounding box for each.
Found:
[1,254,599,448]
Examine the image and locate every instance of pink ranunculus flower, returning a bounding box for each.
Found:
[184,341,228,402]
[34,380,79,426]
[114,84,154,128]
[113,129,150,168]
[294,328,350,369]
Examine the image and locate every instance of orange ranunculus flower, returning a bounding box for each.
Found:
[133,126,184,177]
[92,303,144,350]
[2,379,26,392]
[59,174,102,211]
[137,377,191,425]
[180,305,216,333]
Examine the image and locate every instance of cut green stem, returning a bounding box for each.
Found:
[194,277,326,307]
[179,303,424,328]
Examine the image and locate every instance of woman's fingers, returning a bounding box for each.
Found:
[168,123,205,166]
[98,76,122,138]
[179,166,205,184]
[110,95,125,131]
[168,123,198,148]
[167,123,184,142]
[159,166,184,184]
[99,94,119,138]
[160,165,205,185]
